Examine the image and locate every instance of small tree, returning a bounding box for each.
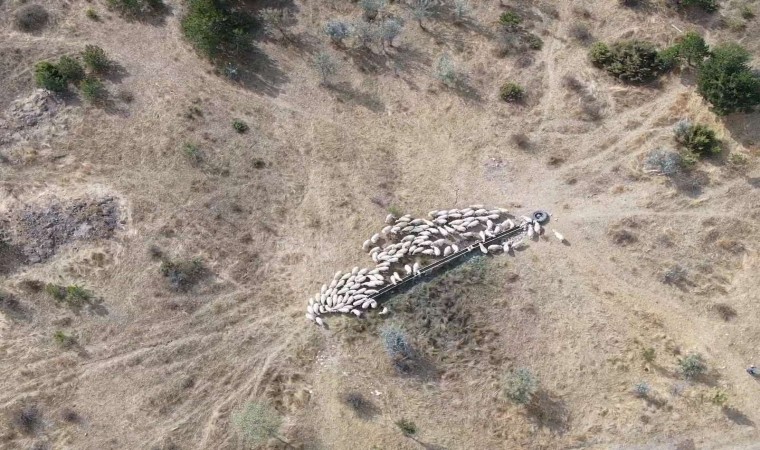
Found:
[452,0,471,25]
[678,0,718,12]
[353,21,376,49]
[359,0,386,21]
[80,77,108,104]
[499,11,522,29]
[589,40,671,83]
[233,402,288,446]
[696,43,760,115]
[82,45,110,73]
[379,17,403,49]
[502,368,538,405]
[313,52,339,85]
[678,353,707,379]
[35,62,67,92]
[395,418,417,437]
[325,20,351,45]
[673,120,721,157]
[411,0,436,30]
[434,53,458,88]
[57,56,85,83]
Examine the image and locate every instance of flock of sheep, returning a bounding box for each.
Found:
[305,205,564,326]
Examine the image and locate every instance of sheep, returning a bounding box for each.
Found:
[470,204,485,209]
[479,242,488,254]
[527,226,535,238]
[339,306,352,313]
[438,227,449,236]
[475,208,488,215]
[462,210,474,218]
[428,227,440,235]
[379,307,389,315]
[477,216,489,223]
[553,230,565,242]
[443,246,452,256]
[352,267,360,275]
[369,247,381,255]
[358,268,369,276]
[422,249,435,255]
[402,226,414,233]
[351,309,362,317]
[466,221,480,229]
[306,313,316,322]
[401,235,415,243]
[409,218,423,225]
[361,300,372,309]
[370,300,378,309]
[533,222,541,234]
[521,215,533,223]
[479,231,487,241]
[412,262,420,274]
[413,248,424,255]
[448,213,463,219]
[485,230,495,238]
[377,266,389,272]
[488,245,502,253]
[504,219,515,229]
[390,226,401,234]
[428,210,439,218]
[381,225,392,235]
[453,225,467,233]
[390,275,397,285]
[486,219,494,230]
[405,264,413,274]
[371,233,382,244]
[385,213,396,224]
[487,214,500,220]
[502,242,511,252]
[452,244,459,252]
[487,209,502,216]
[434,218,448,225]
[494,225,502,234]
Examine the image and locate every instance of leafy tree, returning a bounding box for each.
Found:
[589,40,671,83]
[674,121,721,156]
[181,0,253,59]
[676,31,710,66]
[696,43,760,115]
[678,0,718,12]
[82,45,110,73]
[57,56,85,83]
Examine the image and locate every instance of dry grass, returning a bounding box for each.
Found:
[0,0,759,449]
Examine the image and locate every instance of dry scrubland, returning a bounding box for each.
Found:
[1,0,760,448]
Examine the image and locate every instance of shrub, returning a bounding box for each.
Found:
[499,11,522,28]
[82,45,110,73]
[569,23,593,45]
[452,0,471,24]
[182,143,203,165]
[34,61,67,92]
[353,21,377,48]
[696,43,760,115]
[500,82,524,102]
[11,405,40,435]
[45,283,93,307]
[503,368,538,405]
[80,77,108,104]
[711,389,729,406]
[644,148,682,175]
[395,418,417,437]
[589,40,671,83]
[674,31,709,66]
[182,0,253,59]
[411,0,436,28]
[57,56,85,83]
[233,402,285,446]
[434,53,458,87]
[656,45,680,72]
[313,52,339,85]
[325,20,351,45]
[525,34,543,50]
[53,330,77,348]
[232,119,248,133]
[15,4,49,32]
[359,0,386,21]
[86,8,99,20]
[740,5,755,19]
[642,347,656,363]
[678,0,718,12]
[673,120,721,156]
[380,324,414,369]
[678,353,707,379]
[107,0,164,17]
[379,17,403,48]
[160,257,205,290]
[663,265,687,284]
[620,0,644,6]
[257,8,287,39]
[634,382,650,397]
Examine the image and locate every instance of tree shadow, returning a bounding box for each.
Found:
[341,392,381,420]
[112,1,172,27]
[524,390,570,435]
[226,47,290,98]
[0,241,26,275]
[723,406,755,426]
[723,112,760,149]
[671,170,709,198]
[329,81,386,113]
[102,61,130,84]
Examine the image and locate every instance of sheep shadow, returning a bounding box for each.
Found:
[724,111,760,149]
[723,406,755,427]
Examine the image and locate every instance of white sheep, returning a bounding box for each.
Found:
[488,245,502,253]
[553,230,565,242]
[443,246,452,256]
[479,242,488,254]
[385,214,396,224]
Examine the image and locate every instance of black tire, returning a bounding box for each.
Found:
[533,210,550,224]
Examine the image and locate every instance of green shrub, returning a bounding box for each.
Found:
[82,45,110,73]
[678,0,718,12]
[434,53,458,87]
[160,257,205,290]
[395,418,417,437]
[181,0,253,59]
[526,34,543,50]
[674,31,710,66]
[45,283,93,307]
[233,402,285,446]
[107,0,164,17]
[232,119,248,133]
[503,368,538,405]
[589,40,671,83]
[678,353,707,379]
[80,77,108,104]
[57,56,85,83]
[182,143,203,166]
[740,5,755,19]
[696,43,760,115]
[15,4,49,32]
[86,8,99,20]
[313,52,339,85]
[34,62,67,92]
[500,82,524,102]
[53,330,77,348]
[674,119,721,156]
[499,11,522,27]
[380,324,414,368]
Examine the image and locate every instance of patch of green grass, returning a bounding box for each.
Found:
[82,45,110,73]
[86,8,100,20]
[53,330,77,348]
[232,119,249,133]
[182,143,203,166]
[395,418,417,437]
[45,283,93,307]
[160,257,205,291]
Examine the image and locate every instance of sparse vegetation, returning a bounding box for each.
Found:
[395,418,418,437]
[181,0,254,59]
[342,392,378,419]
[569,23,593,45]
[53,330,77,348]
[678,0,718,12]
[499,11,522,28]
[15,4,49,32]
[411,0,437,29]
[257,8,288,39]
[711,389,729,406]
[182,142,203,165]
[642,347,657,363]
[11,405,41,435]
[107,0,164,17]
[233,402,287,446]
[678,353,707,379]
[160,257,205,291]
[453,0,471,24]
[589,40,672,83]
[673,119,721,157]
[232,119,249,133]
[379,17,403,48]
[634,382,650,397]
[82,45,111,73]
[45,283,93,307]
[434,53,459,88]
[86,8,99,20]
[663,264,688,285]
[502,368,538,405]
[696,43,760,115]
[500,82,525,102]
[380,324,414,371]
[359,0,386,21]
